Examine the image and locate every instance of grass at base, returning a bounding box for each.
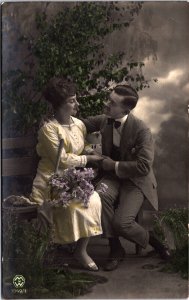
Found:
[3,268,108,299]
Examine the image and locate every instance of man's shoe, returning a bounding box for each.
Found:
[159,247,171,261]
[103,258,120,271]
[149,232,171,261]
[103,247,126,271]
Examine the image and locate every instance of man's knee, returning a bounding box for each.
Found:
[98,190,111,201]
[98,188,118,207]
[96,176,120,203]
[113,216,135,234]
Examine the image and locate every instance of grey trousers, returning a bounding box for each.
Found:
[96,174,149,249]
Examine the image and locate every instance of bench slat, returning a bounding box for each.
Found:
[2,137,36,150]
[2,157,36,176]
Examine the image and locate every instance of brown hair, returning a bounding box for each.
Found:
[114,84,139,112]
[43,77,76,110]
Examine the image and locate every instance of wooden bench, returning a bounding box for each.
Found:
[2,134,99,219]
[2,135,153,254]
[2,136,39,220]
[2,136,38,177]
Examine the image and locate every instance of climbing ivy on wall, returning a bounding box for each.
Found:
[2,2,157,136]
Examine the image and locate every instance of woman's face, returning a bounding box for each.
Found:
[58,95,79,117]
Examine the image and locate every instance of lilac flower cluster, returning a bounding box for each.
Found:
[48,167,107,208]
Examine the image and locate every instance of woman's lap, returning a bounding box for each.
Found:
[52,191,102,244]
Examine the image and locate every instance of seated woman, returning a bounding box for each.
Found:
[30,77,103,271]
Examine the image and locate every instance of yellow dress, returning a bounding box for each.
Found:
[30,117,102,244]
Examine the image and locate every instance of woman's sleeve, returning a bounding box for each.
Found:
[38,123,87,169]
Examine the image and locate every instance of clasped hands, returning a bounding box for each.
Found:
[87,151,115,171]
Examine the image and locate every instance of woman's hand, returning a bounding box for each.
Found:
[86,154,104,162]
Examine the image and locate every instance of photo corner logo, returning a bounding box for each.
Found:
[13,275,25,288]
[12,275,27,294]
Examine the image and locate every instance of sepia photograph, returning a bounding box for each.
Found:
[1,1,189,299]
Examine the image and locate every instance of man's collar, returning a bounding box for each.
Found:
[115,114,128,124]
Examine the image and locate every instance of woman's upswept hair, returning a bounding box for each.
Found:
[43,77,76,110]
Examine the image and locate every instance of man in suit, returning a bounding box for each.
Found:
[83,84,171,271]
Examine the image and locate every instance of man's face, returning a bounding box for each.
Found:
[103,91,127,119]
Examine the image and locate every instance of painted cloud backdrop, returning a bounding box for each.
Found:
[132,2,189,208]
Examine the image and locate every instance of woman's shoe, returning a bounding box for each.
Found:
[73,253,99,271]
[81,261,99,272]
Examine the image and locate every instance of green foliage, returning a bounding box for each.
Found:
[2,69,48,136]
[2,211,107,298]
[33,2,148,118]
[3,2,156,136]
[154,208,188,249]
[40,269,107,299]
[154,208,188,279]
[78,90,108,118]
[159,244,188,280]
[3,211,50,288]
[33,3,145,91]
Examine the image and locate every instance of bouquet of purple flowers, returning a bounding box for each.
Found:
[48,167,107,208]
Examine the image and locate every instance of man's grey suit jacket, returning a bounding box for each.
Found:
[84,113,158,210]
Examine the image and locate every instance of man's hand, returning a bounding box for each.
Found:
[86,154,104,163]
[102,157,116,171]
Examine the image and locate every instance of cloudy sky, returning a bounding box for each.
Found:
[131,2,189,207]
[105,1,189,207]
[131,2,189,135]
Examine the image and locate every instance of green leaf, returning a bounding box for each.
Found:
[2,2,154,136]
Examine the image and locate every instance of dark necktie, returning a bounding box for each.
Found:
[107,118,121,129]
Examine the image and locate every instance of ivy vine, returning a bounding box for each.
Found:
[3,2,157,136]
